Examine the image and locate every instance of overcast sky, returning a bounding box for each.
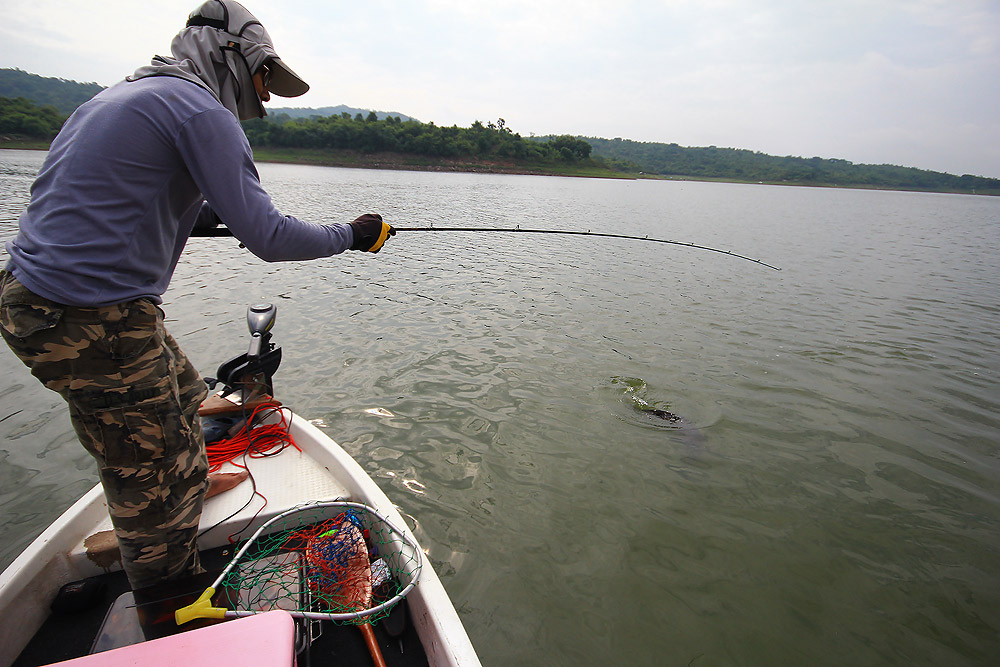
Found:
[2,0,998,178]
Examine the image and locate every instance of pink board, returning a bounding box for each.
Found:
[44,610,296,667]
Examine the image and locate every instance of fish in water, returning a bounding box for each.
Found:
[611,376,687,424]
[629,394,684,423]
[607,376,706,449]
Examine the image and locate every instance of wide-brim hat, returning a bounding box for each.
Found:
[258,48,309,98]
[187,0,309,98]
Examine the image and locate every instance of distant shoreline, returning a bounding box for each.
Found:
[3,143,996,195]
[248,147,637,180]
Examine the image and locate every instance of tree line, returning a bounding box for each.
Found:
[0,96,65,139]
[0,92,595,165]
[583,137,1000,194]
[244,113,594,164]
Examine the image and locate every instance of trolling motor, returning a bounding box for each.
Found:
[209,303,282,399]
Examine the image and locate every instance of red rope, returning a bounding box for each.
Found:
[206,402,300,473]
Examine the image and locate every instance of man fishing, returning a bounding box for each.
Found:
[0,0,394,590]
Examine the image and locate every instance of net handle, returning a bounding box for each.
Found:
[176,501,422,625]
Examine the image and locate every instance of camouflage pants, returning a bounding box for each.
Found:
[0,270,209,590]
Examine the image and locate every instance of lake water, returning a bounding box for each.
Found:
[2,149,999,665]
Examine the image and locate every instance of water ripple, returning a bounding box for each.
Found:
[2,155,999,664]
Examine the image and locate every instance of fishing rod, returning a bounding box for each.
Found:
[394,226,780,270]
[191,225,781,270]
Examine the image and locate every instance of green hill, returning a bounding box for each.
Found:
[0,68,103,116]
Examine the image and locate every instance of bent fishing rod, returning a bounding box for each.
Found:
[192,225,781,271]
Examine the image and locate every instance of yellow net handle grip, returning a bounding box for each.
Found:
[175,587,228,625]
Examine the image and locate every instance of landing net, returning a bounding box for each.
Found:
[195,502,422,625]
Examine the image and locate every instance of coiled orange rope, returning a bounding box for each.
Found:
[206,401,300,473]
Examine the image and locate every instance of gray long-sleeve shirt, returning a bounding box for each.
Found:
[5,76,353,306]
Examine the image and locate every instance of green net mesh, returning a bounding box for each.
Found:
[216,502,422,624]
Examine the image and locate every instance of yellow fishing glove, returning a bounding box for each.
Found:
[349,213,396,253]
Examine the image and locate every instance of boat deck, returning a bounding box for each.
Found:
[84,420,358,555]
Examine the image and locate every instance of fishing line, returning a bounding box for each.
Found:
[192,225,781,270]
